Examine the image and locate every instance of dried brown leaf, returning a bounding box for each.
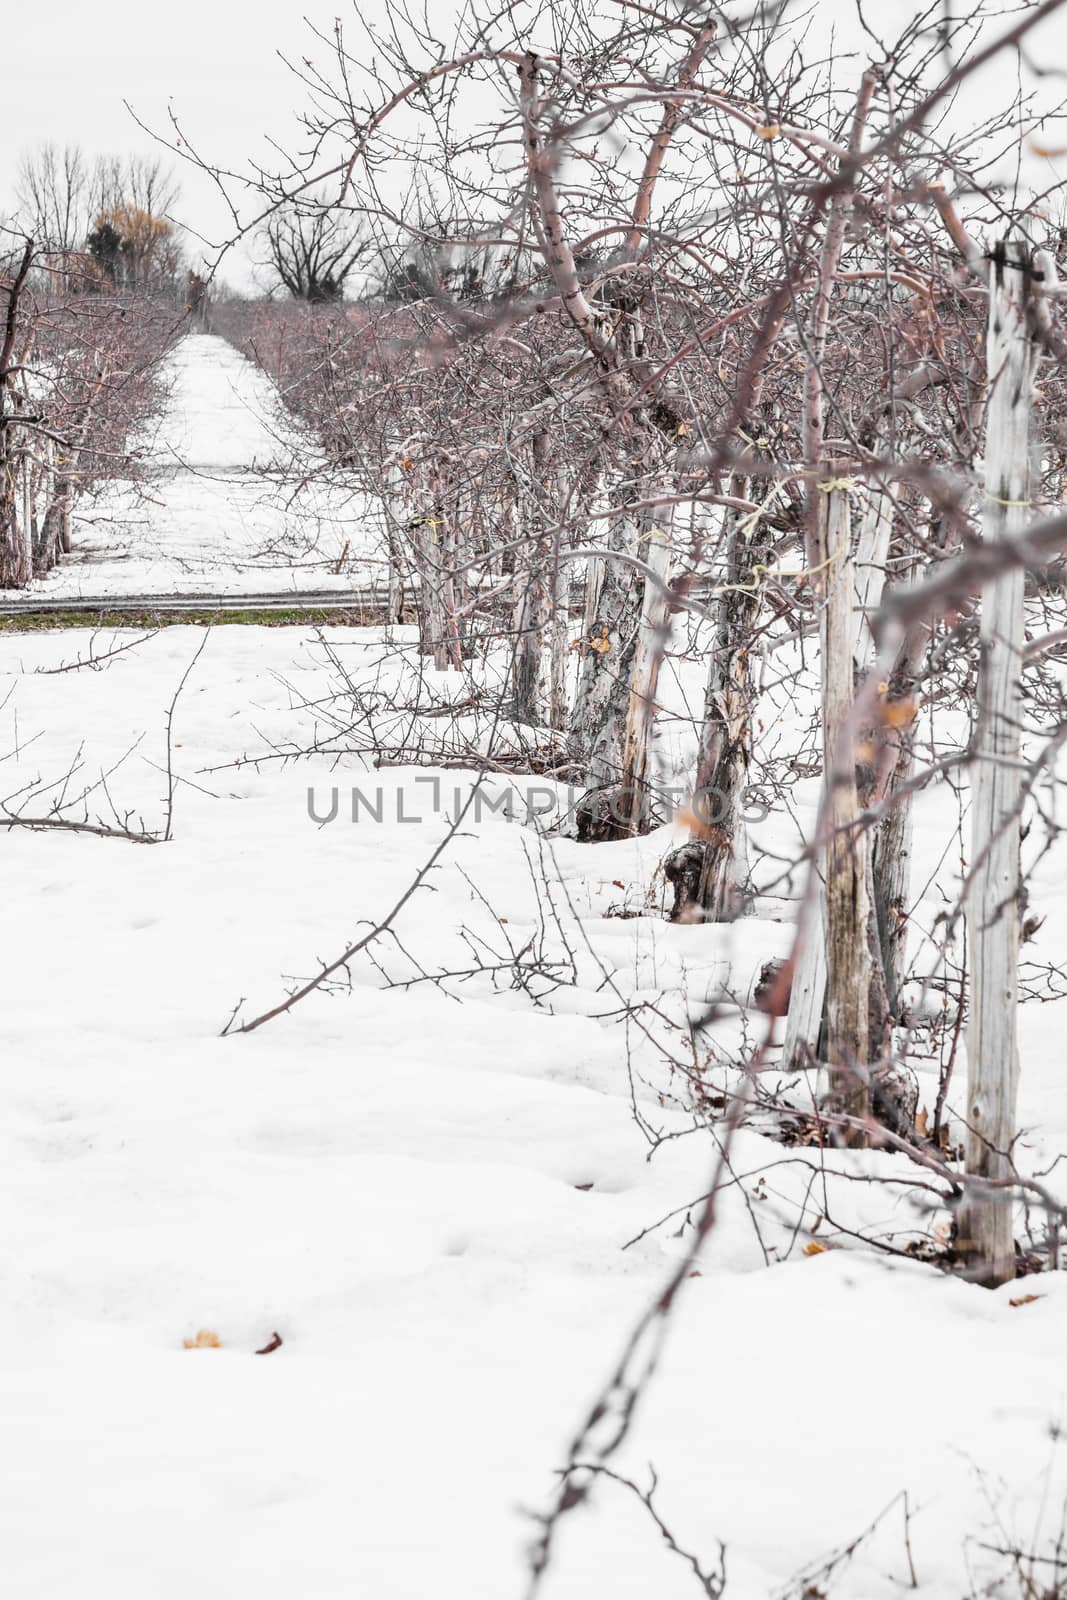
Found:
[183,1329,221,1350]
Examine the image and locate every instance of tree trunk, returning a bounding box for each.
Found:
[0,431,32,588]
[870,616,927,1016]
[614,488,674,833]
[35,448,74,577]
[665,485,778,922]
[571,442,681,840]
[818,477,873,1141]
[0,242,34,589]
[958,238,1035,1287]
[512,562,552,723]
[386,537,406,623]
[548,546,571,733]
[783,456,902,1066]
[780,475,876,1131]
[856,467,920,1041]
[570,496,650,839]
[512,432,554,726]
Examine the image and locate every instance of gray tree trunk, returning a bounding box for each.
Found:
[784,465,890,1071]
[569,492,653,838]
[0,430,32,588]
[511,432,555,726]
[664,486,778,921]
[870,615,926,1016]
[783,431,925,1055]
[548,547,571,733]
[817,477,873,1140]
[614,491,673,832]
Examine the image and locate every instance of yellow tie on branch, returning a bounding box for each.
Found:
[712,547,842,597]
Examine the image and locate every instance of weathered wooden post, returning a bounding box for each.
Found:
[958,238,1036,1287]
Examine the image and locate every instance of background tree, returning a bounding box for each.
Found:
[87,203,181,288]
[0,223,175,587]
[261,197,372,303]
[17,146,179,258]
[15,144,93,254]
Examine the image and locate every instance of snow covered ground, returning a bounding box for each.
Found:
[3,620,1067,1600]
[29,336,380,600]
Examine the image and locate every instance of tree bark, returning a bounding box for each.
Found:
[818,477,873,1141]
[570,496,649,839]
[784,450,904,1065]
[0,242,34,589]
[511,431,554,726]
[614,487,674,832]
[665,485,778,921]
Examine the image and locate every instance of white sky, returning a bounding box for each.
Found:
[5,0,1067,293]
[3,0,375,288]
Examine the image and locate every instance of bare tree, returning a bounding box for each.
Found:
[16,146,179,259]
[176,0,1067,1274]
[0,237,36,586]
[261,197,372,303]
[0,224,176,587]
[15,144,93,255]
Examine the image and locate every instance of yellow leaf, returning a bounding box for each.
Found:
[756,123,780,141]
[916,1106,930,1138]
[882,697,919,728]
[1009,1294,1043,1308]
[803,1241,827,1256]
[183,1329,222,1349]
[675,804,725,843]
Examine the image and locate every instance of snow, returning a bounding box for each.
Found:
[28,336,380,600]
[5,327,1067,1600]
[3,618,1067,1599]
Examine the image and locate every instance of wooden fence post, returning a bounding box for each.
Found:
[958,237,1036,1287]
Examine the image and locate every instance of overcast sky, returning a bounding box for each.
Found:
[6,0,1067,293]
[2,0,374,288]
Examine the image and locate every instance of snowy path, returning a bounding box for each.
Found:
[3,624,1067,1599]
[31,336,379,601]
